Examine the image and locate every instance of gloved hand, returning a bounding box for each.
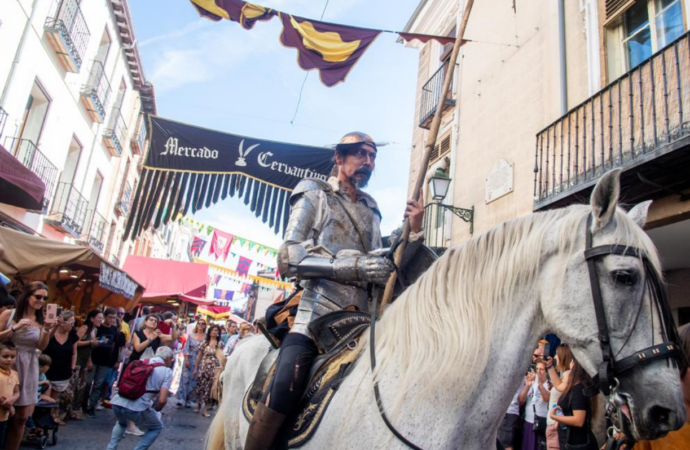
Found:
[333,255,394,285]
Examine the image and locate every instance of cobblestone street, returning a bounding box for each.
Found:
[19,402,210,450]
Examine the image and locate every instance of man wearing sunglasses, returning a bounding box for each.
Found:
[245,132,426,450]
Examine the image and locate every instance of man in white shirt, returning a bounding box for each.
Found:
[106,346,174,450]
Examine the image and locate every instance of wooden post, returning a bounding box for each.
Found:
[379,0,475,315]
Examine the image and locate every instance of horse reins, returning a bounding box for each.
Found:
[582,214,685,399]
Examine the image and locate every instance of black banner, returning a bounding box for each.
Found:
[125,116,334,240]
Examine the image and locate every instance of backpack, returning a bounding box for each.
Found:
[117,359,164,400]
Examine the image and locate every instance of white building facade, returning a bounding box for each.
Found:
[0,0,155,267]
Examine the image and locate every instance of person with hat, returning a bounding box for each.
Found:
[244,131,426,450]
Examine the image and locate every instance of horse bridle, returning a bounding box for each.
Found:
[583,214,686,399]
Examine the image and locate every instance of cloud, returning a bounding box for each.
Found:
[143,19,278,91]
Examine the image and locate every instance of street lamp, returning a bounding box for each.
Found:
[426,168,474,235]
[429,168,452,201]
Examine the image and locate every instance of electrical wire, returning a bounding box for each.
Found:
[290,0,331,125]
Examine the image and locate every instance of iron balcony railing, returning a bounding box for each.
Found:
[110,254,120,268]
[0,107,7,139]
[115,183,132,216]
[80,61,111,123]
[419,62,456,129]
[103,109,128,156]
[44,0,90,72]
[48,182,88,237]
[131,115,147,155]
[84,210,107,253]
[534,30,690,208]
[3,137,58,211]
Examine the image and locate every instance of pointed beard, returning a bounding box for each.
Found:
[350,168,372,189]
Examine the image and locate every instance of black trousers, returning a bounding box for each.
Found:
[264,333,318,416]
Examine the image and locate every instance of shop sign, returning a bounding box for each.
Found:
[100,262,137,299]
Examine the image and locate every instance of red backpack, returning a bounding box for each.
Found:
[118,360,165,400]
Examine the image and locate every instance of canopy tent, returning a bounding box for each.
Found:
[0,226,144,311]
[122,255,213,305]
[0,143,46,211]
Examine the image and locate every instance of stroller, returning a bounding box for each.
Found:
[24,400,59,448]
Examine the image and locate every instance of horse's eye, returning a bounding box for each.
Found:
[612,270,637,286]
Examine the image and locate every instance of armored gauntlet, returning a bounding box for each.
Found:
[333,255,394,285]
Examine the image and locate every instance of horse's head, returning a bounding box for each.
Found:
[542,169,686,441]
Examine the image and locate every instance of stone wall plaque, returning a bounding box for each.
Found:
[485,159,513,203]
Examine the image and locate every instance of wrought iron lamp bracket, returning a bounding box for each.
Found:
[435,203,474,235]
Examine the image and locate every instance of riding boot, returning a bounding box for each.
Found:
[244,403,286,450]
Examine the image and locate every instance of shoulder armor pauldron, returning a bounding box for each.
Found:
[290,178,331,203]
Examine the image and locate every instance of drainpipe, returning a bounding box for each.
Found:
[558,0,568,115]
[0,0,41,110]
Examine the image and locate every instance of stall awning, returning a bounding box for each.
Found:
[0,144,46,210]
[0,226,144,310]
[123,255,210,303]
[196,305,248,323]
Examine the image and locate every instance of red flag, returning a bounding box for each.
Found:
[237,256,252,275]
[209,230,234,261]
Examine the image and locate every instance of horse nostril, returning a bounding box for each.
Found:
[647,405,675,431]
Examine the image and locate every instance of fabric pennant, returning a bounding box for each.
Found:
[279,14,382,87]
[237,256,253,275]
[191,236,207,256]
[209,229,234,261]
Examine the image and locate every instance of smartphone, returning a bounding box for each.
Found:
[543,342,550,359]
[45,304,58,324]
[56,306,63,317]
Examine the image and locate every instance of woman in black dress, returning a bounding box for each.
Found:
[43,311,79,424]
[130,315,175,361]
[549,357,599,450]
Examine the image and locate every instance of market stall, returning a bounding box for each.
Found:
[0,226,143,311]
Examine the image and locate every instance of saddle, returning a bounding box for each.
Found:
[243,311,370,448]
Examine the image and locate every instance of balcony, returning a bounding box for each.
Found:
[103,109,128,157]
[44,0,90,73]
[3,137,58,211]
[114,183,132,217]
[534,31,690,210]
[419,62,456,129]
[80,61,111,123]
[130,116,147,155]
[81,210,108,253]
[110,254,120,268]
[45,182,88,238]
[0,107,7,139]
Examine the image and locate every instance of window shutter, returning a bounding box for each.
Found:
[604,0,636,24]
[429,134,451,165]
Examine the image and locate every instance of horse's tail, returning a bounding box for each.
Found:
[205,406,226,450]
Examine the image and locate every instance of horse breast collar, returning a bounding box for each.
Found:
[583,214,686,398]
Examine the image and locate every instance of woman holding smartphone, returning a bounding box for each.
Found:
[0,282,57,450]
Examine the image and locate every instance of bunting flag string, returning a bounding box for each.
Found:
[189,0,460,87]
[124,116,334,241]
[200,258,292,290]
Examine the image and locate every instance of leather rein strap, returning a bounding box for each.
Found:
[584,215,682,397]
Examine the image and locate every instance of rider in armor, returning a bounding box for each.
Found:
[244,131,425,450]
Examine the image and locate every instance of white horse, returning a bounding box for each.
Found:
[207,170,686,449]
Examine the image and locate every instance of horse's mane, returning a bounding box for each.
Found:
[370,204,661,414]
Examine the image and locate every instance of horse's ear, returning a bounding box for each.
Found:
[628,200,652,228]
[590,169,621,230]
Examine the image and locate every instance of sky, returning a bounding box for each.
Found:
[129,0,422,248]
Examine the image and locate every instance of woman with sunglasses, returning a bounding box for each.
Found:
[0,281,57,450]
[177,318,206,408]
[130,314,175,362]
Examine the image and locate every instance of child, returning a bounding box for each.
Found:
[0,341,20,449]
[38,354,54,403]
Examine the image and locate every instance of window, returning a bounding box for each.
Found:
[59,137,83,186]
[607,0,685,80]
[96,28,112,66]
[16,81,51,145]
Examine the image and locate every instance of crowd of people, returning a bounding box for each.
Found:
[498,327,690,450]
[0,281,257,450]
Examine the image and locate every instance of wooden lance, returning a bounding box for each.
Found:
[379,0,475,315]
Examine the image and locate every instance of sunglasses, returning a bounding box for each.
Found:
[117,312,125,316]
[32,294,48,301]
[533,354,540,358]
